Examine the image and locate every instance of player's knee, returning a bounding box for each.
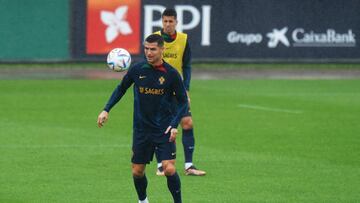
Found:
[132,165,145,178]
[162,161,176,176]
[132,169,144,178]
[181,116,193,129]
[163,164,176,176]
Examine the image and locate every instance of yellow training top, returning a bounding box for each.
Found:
[154,31,187,76]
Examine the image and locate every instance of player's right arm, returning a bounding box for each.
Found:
[97,68,135,128]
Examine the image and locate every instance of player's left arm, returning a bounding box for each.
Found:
[182,39,192,94]
[167,71,189,141]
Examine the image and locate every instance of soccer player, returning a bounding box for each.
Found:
[97,34,187,203]
[154,8,206,176]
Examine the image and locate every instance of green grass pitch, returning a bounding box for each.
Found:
[0,79,359,202]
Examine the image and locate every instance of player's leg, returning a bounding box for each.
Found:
[132,164,149,203]
[181,116,195,167]
[163,159,182,203]
[132,137,153,203]
[154,147,165,176]
[158,141,182,203]
[181,115,206,176]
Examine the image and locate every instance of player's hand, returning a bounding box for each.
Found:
[97,111,109,128]
[165,126,178,142]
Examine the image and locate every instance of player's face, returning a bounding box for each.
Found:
[162,15,177,35]
[144,42,164,65]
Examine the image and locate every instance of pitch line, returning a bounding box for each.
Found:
[238,104,303,114]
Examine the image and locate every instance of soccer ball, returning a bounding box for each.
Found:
[106,48,131,72]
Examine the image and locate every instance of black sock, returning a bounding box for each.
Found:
[182,129,195,163]
[133,175,147,201]
[166,172,182,203]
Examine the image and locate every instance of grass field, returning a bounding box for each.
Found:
[1,62,360,70]
[1,79,360,202]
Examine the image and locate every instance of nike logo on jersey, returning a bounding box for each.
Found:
[139,75,146,79]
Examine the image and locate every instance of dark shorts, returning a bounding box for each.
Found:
[132,132,176,164]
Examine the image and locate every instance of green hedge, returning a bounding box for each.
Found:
[0,0,69,60]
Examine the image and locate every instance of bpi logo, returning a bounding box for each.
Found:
[86,0,141,54]
[101,6,133,43]
[86,1,212,55]
[144,5,212,46]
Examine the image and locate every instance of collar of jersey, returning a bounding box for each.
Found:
[161,29,177,42]
[142,61,167,73]
[141,63,152,69]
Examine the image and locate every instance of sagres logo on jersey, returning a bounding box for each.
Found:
[163,52,178,59]
[139,87,164,95]
[86,0,141,54]
[159,76,165,85]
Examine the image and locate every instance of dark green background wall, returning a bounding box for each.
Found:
[0,0,69,60]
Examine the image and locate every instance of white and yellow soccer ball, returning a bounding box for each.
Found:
[106,48,131,72]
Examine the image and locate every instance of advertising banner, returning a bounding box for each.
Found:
[86,0,141,55]
[71,0,360,62]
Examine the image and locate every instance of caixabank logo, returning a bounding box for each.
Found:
[227,27,356,48]
[86,0,141,54]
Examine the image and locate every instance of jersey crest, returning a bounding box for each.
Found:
[159,76,165,85]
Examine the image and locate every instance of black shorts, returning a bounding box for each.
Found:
[132,132,176,164]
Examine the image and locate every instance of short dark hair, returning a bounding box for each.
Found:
[145,34,164,47]
[162,8,177,19]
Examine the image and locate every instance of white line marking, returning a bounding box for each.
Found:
[238,104,303,114]
[0,144,130,149]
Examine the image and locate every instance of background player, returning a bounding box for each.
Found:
[154,8,206,176]
[97,34,188,203]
